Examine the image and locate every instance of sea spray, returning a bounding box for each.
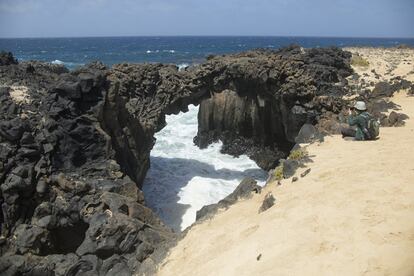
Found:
[142,105,267,232]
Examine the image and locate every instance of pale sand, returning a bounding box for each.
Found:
[344,47,414,83]
[156,49,414,276]
[8,85,31,104]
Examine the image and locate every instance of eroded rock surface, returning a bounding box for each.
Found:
[0,46,355,275]
[0,54,173,275]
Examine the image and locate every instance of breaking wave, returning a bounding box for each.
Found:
[142,105,267,232]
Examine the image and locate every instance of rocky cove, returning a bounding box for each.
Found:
[0,46,409,275]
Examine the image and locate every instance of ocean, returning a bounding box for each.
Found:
[1,36,414,70]
[2,36,413,231]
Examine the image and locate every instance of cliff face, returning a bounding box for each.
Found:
[195,46,353,169]
[0,46,353,275]
[0,59,174,275]
[105,46,353,173]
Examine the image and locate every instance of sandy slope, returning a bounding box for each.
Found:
[156,49,414,276]
[344,47,414,83]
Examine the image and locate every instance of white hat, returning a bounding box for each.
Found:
[354,101,367,111]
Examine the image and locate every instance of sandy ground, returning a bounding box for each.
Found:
[7,85,31,104]
[156,48,414,276]
[344,47,414,83]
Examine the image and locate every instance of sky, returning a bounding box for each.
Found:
[0,0,413,38]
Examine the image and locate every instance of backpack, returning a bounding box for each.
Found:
[362,113,380,140]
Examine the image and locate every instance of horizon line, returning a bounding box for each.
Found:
[1,34,414,40]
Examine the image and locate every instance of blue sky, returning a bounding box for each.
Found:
[0,0,413,38]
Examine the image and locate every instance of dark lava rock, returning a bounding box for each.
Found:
[387,111,409,127]
[295,124,324,144]
[372,79,413,99]
[194,46,353,169]
[196,177,262,221]
[0,51,18,66]
[0,56,174,275]
[0,47,356,275]
[282,159,300,179]
[409,85,414,96]
[300,168,311,178]
[258,192,276,213]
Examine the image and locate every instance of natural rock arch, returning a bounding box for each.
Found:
[103,45,353,186]
[0,46,353,275]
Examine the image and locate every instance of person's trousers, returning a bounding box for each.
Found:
[341,127,356,138]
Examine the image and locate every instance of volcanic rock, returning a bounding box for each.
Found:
[258,192,276,213]
[0,47,356,275]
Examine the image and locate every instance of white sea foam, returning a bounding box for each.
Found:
[177,63,189,71]
[142,105,267,232]
[51,59,64,65]
[146,50,160,54]
[50,60,84,69]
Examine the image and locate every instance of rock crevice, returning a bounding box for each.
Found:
[0,46,354,275]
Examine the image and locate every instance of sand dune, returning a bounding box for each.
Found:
[156,49,414,276]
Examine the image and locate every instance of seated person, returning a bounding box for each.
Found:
[341,101,378,141]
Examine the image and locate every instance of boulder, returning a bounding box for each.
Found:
[282,159,300,179]
[258,192,276,213]
[0,52,18,66]
[295,124,323,144]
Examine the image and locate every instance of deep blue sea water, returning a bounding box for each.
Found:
[1,36,414,69]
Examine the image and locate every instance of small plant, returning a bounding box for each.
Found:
[288,148,308,161]
[272,164,284,181]
[351,54,370,67]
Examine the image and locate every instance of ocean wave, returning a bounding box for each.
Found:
[146,49,176,54]
[50,60,85,69]
[177,63,189,71]
[142,105,266,231]
[51,59,64,65]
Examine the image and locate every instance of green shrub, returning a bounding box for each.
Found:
[351,55,370,67]
[288,148,308,161]
[272,164,284,181]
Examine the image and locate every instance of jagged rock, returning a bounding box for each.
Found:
[0,47,355,275]
[194,46,352,169]
[282,159,300,179]
[13,224,51,255]
[0,51,18,66]
[259,192,276,213]
[100,254,132,276]
[387,111,409,127]
[0,54,174,275]
[295,124,323,144]
[372,79,413,99]
[196,177,262,221]
[372,82,395,97]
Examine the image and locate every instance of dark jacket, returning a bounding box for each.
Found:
[348,111,371,140]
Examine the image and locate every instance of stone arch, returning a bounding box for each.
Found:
[102,45,352,186]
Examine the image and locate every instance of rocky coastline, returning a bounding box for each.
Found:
[0,46,412,275]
